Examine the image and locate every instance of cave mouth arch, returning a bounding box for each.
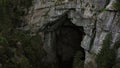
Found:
[53,14,85,68]
[42,13,85,68]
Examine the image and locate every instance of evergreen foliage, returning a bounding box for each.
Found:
[0,0,47,68]
[96,33,116,68]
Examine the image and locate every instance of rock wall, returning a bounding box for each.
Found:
[25,0,120,68]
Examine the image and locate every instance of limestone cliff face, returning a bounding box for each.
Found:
[25,0,120,68]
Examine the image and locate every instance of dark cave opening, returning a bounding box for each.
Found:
[55,16,85,68]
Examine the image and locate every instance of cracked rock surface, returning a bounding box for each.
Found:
[25,0,120,68]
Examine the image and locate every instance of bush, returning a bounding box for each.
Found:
[0,30,46,68]
[0,0,47,68]
[96,33,116,68]
[113,0,120,11]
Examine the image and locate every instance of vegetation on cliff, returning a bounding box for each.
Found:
[0,0,47,68]
[96,33,116,68]
[96,33,120,68]
[113,0,120,11]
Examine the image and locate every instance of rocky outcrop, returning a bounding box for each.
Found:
[25,0,120,68]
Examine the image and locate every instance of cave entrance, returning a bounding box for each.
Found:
[41,13,85,68]
[53,14,85,68]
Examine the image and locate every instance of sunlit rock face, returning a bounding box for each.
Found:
[25,0,120,68]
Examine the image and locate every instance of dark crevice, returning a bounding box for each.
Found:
[53,14,85,68]
[42,12,85,68]
[89,20,97,52]
[105,0,110,8]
